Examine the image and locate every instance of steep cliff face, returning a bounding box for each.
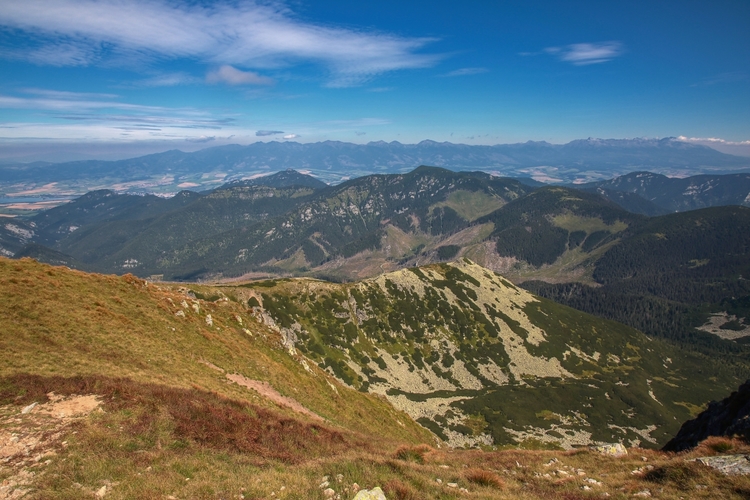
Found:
[663,380,750,452]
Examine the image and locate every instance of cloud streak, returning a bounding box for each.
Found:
[677,135,750,146]
[442,67,488,77]
[0,0,442,86]
[545,41,624,65]
[207,65,274,86]
[256,130,284,137]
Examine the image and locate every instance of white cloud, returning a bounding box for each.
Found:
[443,67,488,77]
[0,0,442,86]
[283,134,298,139]
[677,136,750,146]
[545,41,624,65]
[185,135,215,143]
[207,65,275,86]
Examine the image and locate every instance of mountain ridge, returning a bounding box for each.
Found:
[2,138,747,193]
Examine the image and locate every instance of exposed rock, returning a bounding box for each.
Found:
[594,443,628,457]
[352,487,387,500]
[662,379,750,452]
[695,454,750,475]
[20,403,37,414]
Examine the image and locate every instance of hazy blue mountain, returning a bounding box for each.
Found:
[1,138,747,193]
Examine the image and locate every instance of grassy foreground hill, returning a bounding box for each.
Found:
[2,257,750,498]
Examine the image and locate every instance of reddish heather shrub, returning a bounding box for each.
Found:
[0,374,352,464]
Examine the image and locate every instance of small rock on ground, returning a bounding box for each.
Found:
[352,486,387,500]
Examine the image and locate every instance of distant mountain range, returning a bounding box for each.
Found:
[1,137,748,195]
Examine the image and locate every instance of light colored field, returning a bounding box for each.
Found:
[551,214,628,234]
[431,190,506,221]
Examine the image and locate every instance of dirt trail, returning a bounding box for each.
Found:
[226,374,324,422]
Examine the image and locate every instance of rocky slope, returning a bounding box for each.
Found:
[239,259,744,449]
[663,380,750,452]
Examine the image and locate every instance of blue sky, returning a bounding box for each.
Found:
[0,0,748,161]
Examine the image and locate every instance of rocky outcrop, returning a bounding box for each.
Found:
[662,380,750,452]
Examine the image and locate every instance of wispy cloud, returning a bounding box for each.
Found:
[691,72,748,87]
[677,135,750,146]
[0,0,442,86]
[283,134,298,139]
[132,72,201,87]
[544,41,624,65]
[442,67,488,77]
[22,88,121,100]
[0,88,236,144]
[256,130,284,137]
[207,65,275,86]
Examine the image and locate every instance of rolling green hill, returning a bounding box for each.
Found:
[478,186,644,268]
[523,206,750,353]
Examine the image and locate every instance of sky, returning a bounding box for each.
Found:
[0,0,749,162]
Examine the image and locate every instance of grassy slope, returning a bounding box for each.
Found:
[0,257,427,445]
[2,257,750,499]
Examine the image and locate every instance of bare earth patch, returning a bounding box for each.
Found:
[225,374,324,422]
[1,393,102,499]
[698,313,750,340]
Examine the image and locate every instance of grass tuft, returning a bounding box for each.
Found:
[643,461,709,490]
[384,478,420,500]
[393,444,434,464]
[464,468,505,489]
[700,436,736,454]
